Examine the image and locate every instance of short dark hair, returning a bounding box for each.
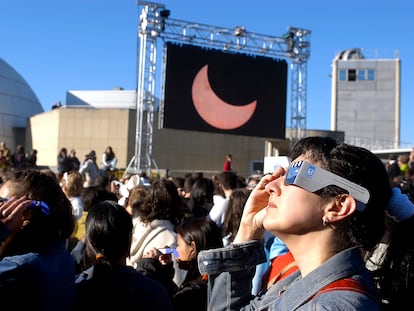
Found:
[217,171,238,190]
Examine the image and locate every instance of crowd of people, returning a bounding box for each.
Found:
[0,141,37,173]
[1,137,414,310]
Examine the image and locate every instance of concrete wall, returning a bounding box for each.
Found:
[29,107,288,178]
[29,107,343,178]
[333,58,400,149]
[30,107,135,170]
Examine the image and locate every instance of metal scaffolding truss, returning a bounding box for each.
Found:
[132,1,311,174]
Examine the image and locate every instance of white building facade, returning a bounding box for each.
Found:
[330,48,400,149]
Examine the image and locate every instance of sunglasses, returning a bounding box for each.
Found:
[158,247,179,257]
[0,197,50,216]
[284,160,370,211]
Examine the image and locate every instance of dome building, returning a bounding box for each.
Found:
[0,58,43,149]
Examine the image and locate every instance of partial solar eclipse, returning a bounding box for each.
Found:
[191,65,257,130]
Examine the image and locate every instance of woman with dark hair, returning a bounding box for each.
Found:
[57,147,73,177]
[375,214,414,310]
[186,177,215,218]
[73,200,172,310]
[0,169,75,309]
[70,185,119,272]
[197,136,414,310]
[221,187,251,246]
[101,146,117,174]
[127,178,186,284]
[138,217,223,311]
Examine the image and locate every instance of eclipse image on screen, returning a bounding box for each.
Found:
[161,42,288,139]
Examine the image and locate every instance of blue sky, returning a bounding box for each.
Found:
[1,0,413,145]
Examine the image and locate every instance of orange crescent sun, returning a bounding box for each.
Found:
[191,65,257,130]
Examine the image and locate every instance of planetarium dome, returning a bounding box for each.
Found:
[0,58,43,146]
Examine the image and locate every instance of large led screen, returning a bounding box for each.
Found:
[161,42,288,139]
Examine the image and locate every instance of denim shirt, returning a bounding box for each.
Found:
[0,223,75,310]
[198,241,381,311]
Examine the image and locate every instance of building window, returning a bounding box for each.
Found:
[339,69,347,81]
[367,69,375,80]
[338,68,375,81]
[348,69,356,81]
[358,69,366,81]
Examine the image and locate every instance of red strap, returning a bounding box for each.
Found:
[260,252,298,290]
[319,278,367,294]
[316,278,380,304]
[262,253,380,305]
